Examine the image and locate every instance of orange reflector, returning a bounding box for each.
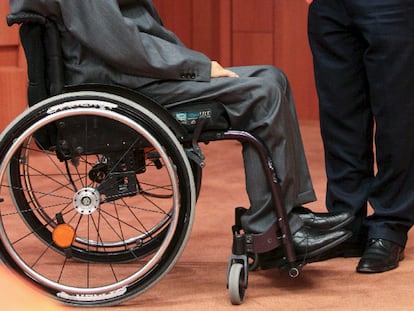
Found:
[52,224,76,248]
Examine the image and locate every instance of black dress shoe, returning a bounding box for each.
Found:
[258,226,352,270]
[308,240,365,263]
[293,206,354,231]
[356,239,404,273]
[292,226,352,260]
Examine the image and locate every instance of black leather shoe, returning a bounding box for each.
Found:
[356,239,404,273]
[258,226,352,270]
[293,206,354,231]
[308,240,365,263]
[310,226,369,262]
[293,226,352,260]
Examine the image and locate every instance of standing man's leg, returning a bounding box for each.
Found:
[308,0,372,249]
[352,0,414,272]
[309,0,414,271]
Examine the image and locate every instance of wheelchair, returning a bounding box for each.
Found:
[0,12,302,307]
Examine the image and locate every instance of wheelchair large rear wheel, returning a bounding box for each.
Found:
[0,91,196,306]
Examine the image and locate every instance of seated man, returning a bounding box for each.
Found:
[9,0,352,267]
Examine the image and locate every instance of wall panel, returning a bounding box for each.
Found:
[154,0,221,60]
[0,3,28,131]
[192,0,221,60]
[232,33,273,66]
[153,0,193,46]
[228,0,318,119]
[231,0,274,67]
[232,0,274,32]
[0,67,27,130]
[273,0,318,119]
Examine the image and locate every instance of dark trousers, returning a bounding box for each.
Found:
[308,0,414,246]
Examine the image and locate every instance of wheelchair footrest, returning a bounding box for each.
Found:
[231,224,282,255]
[229,206,302,276]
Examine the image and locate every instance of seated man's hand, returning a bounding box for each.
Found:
[211,61,239,78]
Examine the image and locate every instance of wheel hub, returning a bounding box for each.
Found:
[73,187,100,215]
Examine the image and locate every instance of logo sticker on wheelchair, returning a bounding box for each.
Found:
[173,110,212,126]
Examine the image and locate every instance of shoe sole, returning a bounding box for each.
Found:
[308,245,364,263]
[356,263,399,273]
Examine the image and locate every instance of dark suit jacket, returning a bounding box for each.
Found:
[9,0,212,88]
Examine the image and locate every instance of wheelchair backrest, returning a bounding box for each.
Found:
[7,12,64,106]
[7,13,150,154]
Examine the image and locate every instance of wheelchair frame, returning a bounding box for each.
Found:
[0,12,301,306]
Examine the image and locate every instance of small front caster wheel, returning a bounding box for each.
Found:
[228,263,247,305]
